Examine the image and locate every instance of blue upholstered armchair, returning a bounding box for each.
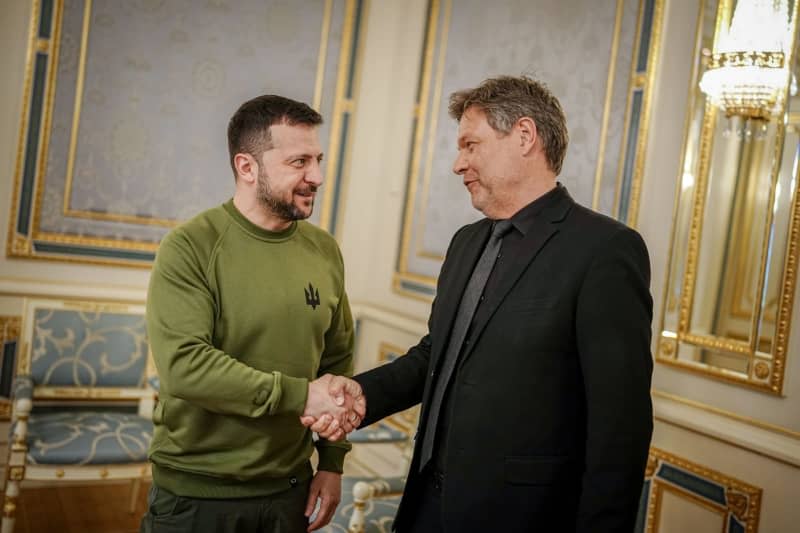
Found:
[2,298,155,533]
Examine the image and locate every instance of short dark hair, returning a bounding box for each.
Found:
[227,95,323,179]
[448,75,569,175]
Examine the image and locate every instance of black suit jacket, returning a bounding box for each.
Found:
[355,187,653,532]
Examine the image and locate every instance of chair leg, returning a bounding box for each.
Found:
[1,477,20,533]
[128,478,142,514]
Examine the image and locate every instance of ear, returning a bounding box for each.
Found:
[233,152,257,184]
[516,117,538,155]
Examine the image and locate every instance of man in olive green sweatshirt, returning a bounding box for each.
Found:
[142,95,364,533]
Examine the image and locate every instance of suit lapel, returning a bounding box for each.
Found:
[459,190,573,365]
[429,220,492,370]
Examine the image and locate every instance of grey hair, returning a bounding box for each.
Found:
[448,75,569,175]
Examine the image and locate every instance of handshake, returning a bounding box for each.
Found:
[301,374,365,441]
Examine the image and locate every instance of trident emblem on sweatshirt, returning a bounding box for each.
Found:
[305,283,321,310]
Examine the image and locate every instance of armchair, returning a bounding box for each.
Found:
[2,298,155,533]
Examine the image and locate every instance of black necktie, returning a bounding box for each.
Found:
[419,220,513,471]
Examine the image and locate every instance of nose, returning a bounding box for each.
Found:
[306,160,324,187]
[452,151,467,175]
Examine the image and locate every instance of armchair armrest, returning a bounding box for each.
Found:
[12,375,33,417]
[347,477,406,533]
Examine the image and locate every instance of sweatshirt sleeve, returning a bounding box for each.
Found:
[147,229,309,418]
[314,254,355,472]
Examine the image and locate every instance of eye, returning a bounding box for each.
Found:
[290,158,306,168]
[466,141,477,152]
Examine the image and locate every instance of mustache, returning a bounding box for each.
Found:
[296,185,319,194]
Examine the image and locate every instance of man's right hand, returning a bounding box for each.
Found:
[302,374,365,441]
[301,375,365,441]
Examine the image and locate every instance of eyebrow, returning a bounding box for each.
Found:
[285,152,324,160]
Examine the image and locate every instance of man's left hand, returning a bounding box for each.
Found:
[305,470,342,531]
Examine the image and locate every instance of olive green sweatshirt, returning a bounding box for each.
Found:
[146,199,354,498]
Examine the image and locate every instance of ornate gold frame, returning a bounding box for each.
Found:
[603,0,665,227]
[656,0,800,394]
[395,0,666,299]
[393,0,446,299]
[7,0,364,267]
[643,447,762,533]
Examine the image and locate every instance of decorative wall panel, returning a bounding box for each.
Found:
[394,0,663,298]
[637,448,762,533]
[8,0,364,266]
[592,0,663,225]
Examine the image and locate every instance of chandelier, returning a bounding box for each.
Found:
[699,0,794,120]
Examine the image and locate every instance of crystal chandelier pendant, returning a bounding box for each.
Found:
[699,0,795,120]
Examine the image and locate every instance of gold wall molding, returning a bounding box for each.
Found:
[411,0,452,263]
[609,0,665,227]
[0,276,147,303]
[393,0,443,298]
[653,389,800,440]
[313,0,334,112]
[318,0,363,233]
[653,389,800,469]
[6,0,42,263]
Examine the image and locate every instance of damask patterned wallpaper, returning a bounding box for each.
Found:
[9,0,362,265]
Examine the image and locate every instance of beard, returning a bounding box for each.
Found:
[256,167,316,221]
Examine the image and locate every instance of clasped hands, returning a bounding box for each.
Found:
[301,374,365,441]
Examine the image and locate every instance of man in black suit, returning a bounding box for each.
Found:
[303,75,653,532]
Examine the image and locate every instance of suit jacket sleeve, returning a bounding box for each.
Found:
[353,330,431,427]
[575,227,654,532]
[352,226,469,426]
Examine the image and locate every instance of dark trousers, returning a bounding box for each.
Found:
[403,468,445,533]
[140,480,310,533]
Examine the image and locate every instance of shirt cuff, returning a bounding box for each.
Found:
[275,373,309,416]
[315,443,350,473]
